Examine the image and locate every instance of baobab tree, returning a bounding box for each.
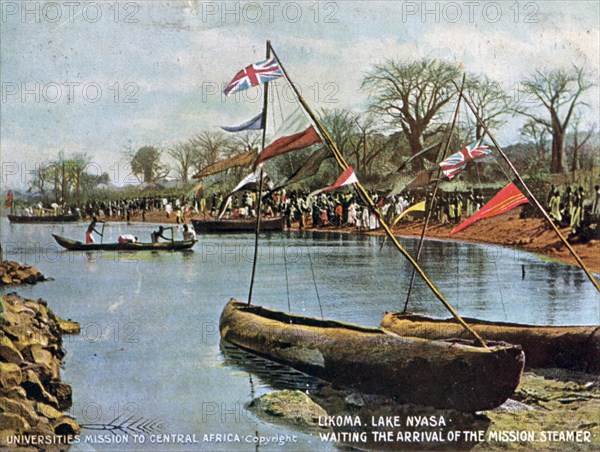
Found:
[516,66,594,173]
[362,59,460,170]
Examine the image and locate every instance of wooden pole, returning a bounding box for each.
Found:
[403,75,465,313]
[247,41,271,306]
[454,80,600,293]
[270,43,487,345]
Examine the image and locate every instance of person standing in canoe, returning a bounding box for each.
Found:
[86,216,104,244]
[151,226,171,243]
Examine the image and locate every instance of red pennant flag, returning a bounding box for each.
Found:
[4,190,13,209]
[256,126,321,166]
[451,182,529,235]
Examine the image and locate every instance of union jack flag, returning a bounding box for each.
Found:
[439,140,491,180]
[223,58,282,96]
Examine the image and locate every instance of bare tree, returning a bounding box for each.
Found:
[189,131,235,172]
[168,141,197,184]
[228,131,260,157]
[320,108,360,166]
[566,115,596,173]
[519,119,550,174]
[28,163,52,198]
[516,66,594,173]
[463,74,513,140]
[320,109,386,177]
[362,59,460,170]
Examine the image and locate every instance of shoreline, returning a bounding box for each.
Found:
[4,207,597,274]
[113,208,600,275]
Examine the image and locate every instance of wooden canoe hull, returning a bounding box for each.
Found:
[52,234,196,251]
[380,313,600,373]
[192,216,284,233]
[8,214,79,223]
[220,299,525,412]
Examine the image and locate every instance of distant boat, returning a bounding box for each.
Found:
[192,216,284,233]
[52,234,196,251]
[220,299,525,412]
[8,214,80,223]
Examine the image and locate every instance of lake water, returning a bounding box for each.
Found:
[1,218,598,450]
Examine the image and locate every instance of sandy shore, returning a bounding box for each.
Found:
[119,207,600,275]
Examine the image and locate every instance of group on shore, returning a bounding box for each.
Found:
[8,182,600,244]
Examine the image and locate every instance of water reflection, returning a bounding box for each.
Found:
[220,342,490,451]
[0,218,598,451]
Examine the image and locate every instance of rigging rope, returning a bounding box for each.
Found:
[274,81,286,132]
[493,260,508,321]
[283,241,291,312]
[307,246,324,319]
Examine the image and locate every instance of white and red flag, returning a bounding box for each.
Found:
[308,166,358,198]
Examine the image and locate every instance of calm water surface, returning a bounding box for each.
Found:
[1,218,598,450]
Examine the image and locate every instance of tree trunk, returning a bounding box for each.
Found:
[570,134,579,173]
[550,132,564,174]
[408,135,424,172]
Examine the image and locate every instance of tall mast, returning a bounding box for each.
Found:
[454,81,600,293]
[403,76,465,313]
[269,43,486,345]
[247,41,271,306]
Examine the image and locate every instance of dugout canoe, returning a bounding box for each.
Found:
[219,299,525,412]
[52,234,196,251]
[380,312,600,373]
[192,216,284,233]
[8,214,79,223]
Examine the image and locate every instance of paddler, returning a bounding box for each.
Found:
[151,225,172,243]
[86,216,104,244]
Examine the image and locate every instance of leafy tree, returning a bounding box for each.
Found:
[130,146,168,184]
[516,66,594,173]
[65,153,91,201]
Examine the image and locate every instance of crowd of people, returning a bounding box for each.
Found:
[210,188,494,230]
[212,183,600,242]
[546,184,600,242]
[11,182,600,243]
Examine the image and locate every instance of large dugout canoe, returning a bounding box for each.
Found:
[52,234,196,251]
[192,216,284,233]
[380,312,600,373]
[220,299,525,412]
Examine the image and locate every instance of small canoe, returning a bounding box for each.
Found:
[220,299,525,412]
[192,216,284,233]
[52,234,196,251]
[8,214,79,223]
[380,312,600,373]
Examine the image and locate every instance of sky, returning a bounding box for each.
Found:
[1,0,599,190]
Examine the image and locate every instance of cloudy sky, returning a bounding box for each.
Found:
[1,0,598,189]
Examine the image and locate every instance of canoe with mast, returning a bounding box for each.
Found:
[218,41,525,412]
[380,80,600,372]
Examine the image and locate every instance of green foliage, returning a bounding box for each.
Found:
[130,146,168,183]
